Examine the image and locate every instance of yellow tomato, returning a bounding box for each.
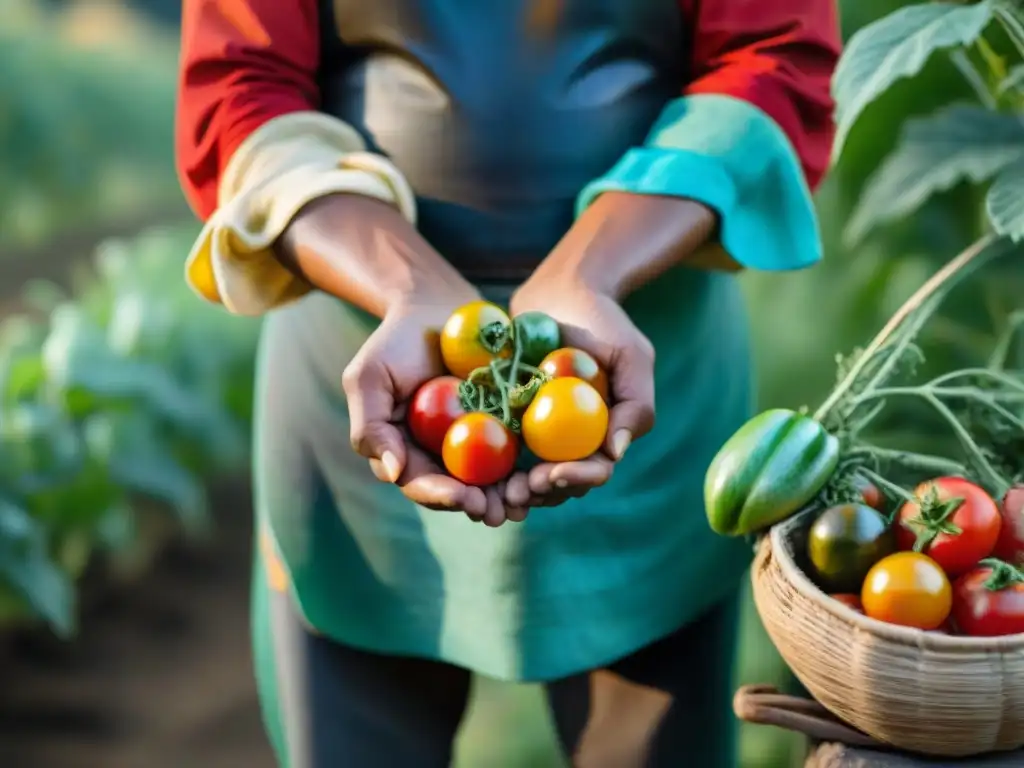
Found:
[861,551,952,630]
[522,377,609,462]
[440,301,511,379]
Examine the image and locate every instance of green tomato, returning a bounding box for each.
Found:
[704,409,840,536]
[512,312,561,367]
[808,503,896,593]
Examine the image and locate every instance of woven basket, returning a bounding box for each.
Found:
[752,508,1024,757]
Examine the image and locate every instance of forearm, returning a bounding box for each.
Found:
[275,194,477,318]
[533,192,717,301]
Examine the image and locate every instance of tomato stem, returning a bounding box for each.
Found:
[980,558,1024,591]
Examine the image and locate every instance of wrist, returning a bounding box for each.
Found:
[277,194,477,317]
[541,192,717,301]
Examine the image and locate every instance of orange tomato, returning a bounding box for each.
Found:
[861,552,952,630]
[538,348,609,402]
[442,413,518,486]
[521,377,608,462]
[440,301,511,379]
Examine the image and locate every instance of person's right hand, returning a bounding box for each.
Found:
[277,193,525,525]
[343,298,524,524]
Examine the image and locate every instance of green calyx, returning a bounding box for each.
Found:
[901,484,964,553]
[980,558,1024,592]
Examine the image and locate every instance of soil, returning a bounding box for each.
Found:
[0,480,275,768]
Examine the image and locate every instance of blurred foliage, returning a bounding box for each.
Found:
[0,0,182,247]
[0,225,258,635]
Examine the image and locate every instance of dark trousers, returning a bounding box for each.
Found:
[253,562,740,768]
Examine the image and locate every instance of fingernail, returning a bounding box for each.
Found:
[555,478,569,489]
[612,429,632,460]
[381,451,401,482]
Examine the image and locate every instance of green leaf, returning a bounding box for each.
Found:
[986,159,1024,240]
[845,105,1024,246]
[832,0,996,160]
[84,413,209,534]
[0,498,75,637]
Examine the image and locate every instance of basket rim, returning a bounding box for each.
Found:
[767,507,1024,651]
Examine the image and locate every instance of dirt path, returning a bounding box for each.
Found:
[0,483,275,768]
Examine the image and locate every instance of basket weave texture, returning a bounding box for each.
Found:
[752,508,1024,757]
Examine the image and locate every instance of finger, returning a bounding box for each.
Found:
[483,486,507,528]
[505,472,532,507]
[402,475,489,515]
[528,456,614,495]
[606,341,656,459]
[506,505,529,523]
[342,357,407,479]
[398,446,489,515]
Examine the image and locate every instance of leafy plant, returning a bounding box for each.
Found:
[0,2,182,246]
[0,224,259,635]
[837,0,1024,248]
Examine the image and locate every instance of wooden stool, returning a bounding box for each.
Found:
[805,742,1024,767]
[734,685,1024,767]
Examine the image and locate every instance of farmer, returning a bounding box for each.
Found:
[176,1,839,765]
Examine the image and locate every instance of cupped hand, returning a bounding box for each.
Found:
[505,277,655,508]
[343,298,527,525]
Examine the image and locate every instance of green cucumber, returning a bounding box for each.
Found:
[705,408,839,536]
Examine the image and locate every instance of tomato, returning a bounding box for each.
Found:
[521,377,608,462]
[993,486,1024,566]
[861,552,952,630]
[408,376,466,455]
[512,312,562,367]
[442,413,518,486]
[538,348,610,402]
[440,301,512,379]
[704,409,840,537]
[808,503,896,593]
[830,593,864,613]
[853,475,884,511]
[952,559,1024,637]
[895,477,1001,577]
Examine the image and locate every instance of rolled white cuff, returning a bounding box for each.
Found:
[185,111,417,316]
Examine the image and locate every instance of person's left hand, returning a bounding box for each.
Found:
[502,271,656,512]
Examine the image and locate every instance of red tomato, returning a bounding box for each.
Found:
[442,413,518,486]
[538,348,610,402]
[853,475,884,511]
[952,561,1024,637]
[993,486,1024,566]
[830,593,864,613]
[408,376,466,455]
[895,477,1001,577]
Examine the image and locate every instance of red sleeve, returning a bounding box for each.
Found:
[680,0,840,190]
[176,0,322,220]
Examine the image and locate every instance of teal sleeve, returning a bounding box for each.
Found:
[576,94,822,271]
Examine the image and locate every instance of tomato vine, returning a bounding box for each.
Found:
[457,333,551,434]
[812,234,1024,514]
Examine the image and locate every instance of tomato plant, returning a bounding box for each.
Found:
[408,376,466,456]
[896,477,1001,577]
[521,377,608,462]
[440,301,511,379]
[512,311,561,367]
[808,503,895,593]
[952,559,1024,637]
[861,552,952,630]
[538,348,609,402]
[993,486,1024,566]
[442,412,518,486]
